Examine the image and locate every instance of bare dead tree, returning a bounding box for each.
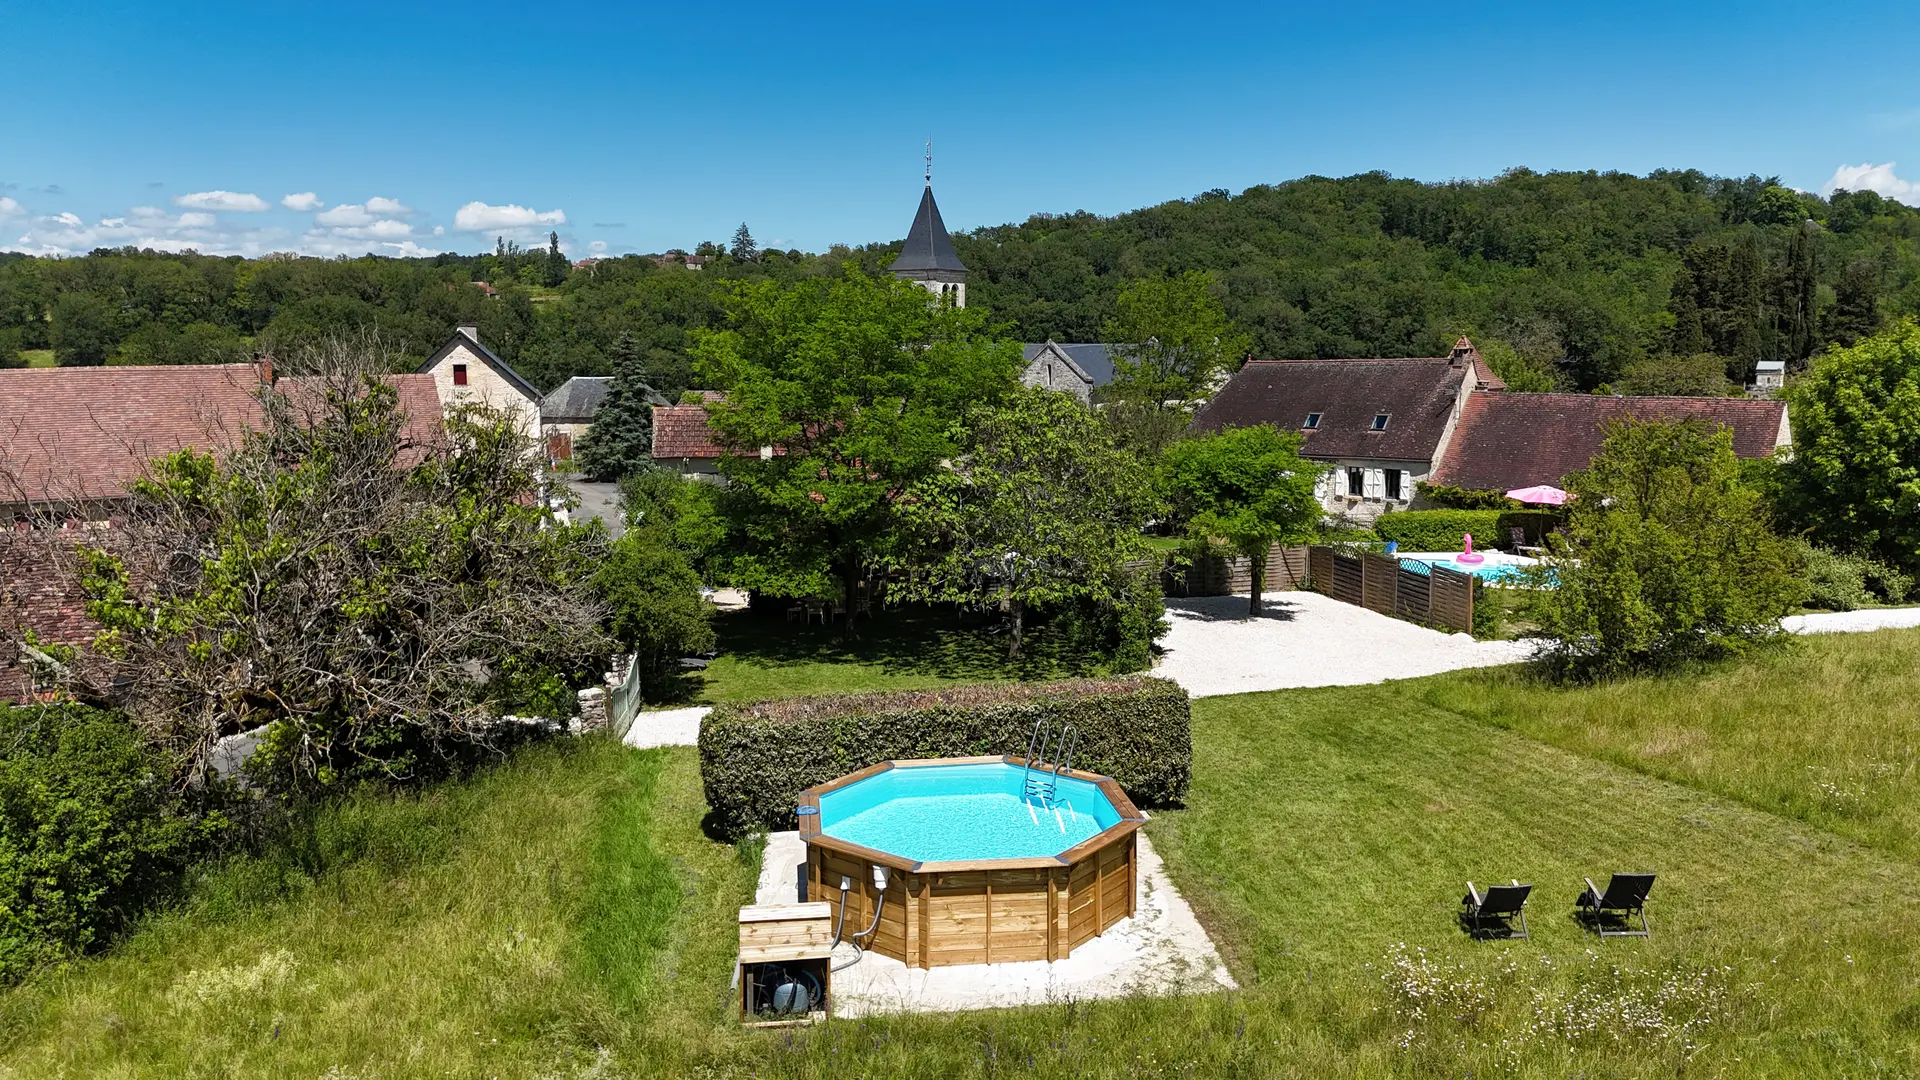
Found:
[1,334,611,791]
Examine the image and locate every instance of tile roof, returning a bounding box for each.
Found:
[541,376,613,422]
[651,403,725,460]
[1191,357,1468,462]
[1,366,453,506]
[276,373,446,465]
[0,363,268,503]
[1431,392,1790,491]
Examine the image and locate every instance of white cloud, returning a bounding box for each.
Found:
[281,192,323,212]
[4,207,290,257]
[1823,162,1920,205]
[173,190,270,212]
[0,196,21,218]
[315,203,376,227]
[589,240,607,253]
[364,196,411,216]
[453,201,566,231]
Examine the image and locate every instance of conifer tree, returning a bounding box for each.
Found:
[575,333,661,481]
[730,222,758,262]
[542,231,569,287]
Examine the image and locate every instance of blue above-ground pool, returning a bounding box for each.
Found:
[816,762,1123,863]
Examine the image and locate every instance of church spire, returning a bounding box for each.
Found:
[889,151,967,305]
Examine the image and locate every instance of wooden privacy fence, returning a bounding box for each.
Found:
[1161,545,1310,598]
[1307,545,1475,634]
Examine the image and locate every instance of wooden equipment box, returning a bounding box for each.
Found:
[737,902,833,1027]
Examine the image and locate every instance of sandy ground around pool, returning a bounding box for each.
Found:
[752,830,1236,1016]
[1155,592,1536,699]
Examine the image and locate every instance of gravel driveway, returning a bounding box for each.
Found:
[1154,592,1534,698]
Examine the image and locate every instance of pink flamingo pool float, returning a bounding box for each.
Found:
[1455,533,1486,565]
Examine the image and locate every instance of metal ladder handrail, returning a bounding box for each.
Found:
[1050,724,1079,788]
[1023,717,1055,802]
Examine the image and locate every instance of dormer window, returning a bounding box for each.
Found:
[1370,412,1390,431]
[1303,412,1322,430]
[453,363,469,387]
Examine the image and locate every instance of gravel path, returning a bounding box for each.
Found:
[1154,592,1535,699]
[1784,606,1920,634]
[623,705,710,749]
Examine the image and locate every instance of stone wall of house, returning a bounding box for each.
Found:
[424,338,541,446]
[1021,351,1092,401]
[1312,458,1431,525]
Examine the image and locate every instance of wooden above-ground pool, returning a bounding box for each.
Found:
[797,756,1146,969]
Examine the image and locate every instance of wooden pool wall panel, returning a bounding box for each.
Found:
[799,756,1144,969]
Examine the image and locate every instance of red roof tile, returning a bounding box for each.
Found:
[1431,392,1789,491]
[1192,357,1468,462]
[651,403,725,460]
[0,364,268,504]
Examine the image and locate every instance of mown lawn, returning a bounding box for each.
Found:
[6,631,1920,1077]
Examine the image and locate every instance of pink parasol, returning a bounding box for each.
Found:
[1505,485,1570,506]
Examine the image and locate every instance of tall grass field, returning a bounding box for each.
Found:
[4,630,1919,1077]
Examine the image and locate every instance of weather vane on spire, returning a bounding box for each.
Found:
[925,138,933,186]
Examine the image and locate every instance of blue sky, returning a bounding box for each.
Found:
[4,0,1920,258]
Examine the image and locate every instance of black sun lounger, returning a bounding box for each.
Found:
[1577,873,1655,938]
[1460,880,1532,940]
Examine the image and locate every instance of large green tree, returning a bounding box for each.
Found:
[1779,320,1920,575]
[1531,418,1802,676]
[1101,272,1251,451]
[693,271,1019,621]
[1163,425,1323,616]
[898,387,1158,660]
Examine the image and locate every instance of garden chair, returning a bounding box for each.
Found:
[785,602,805,624]
[1509,527,1544,558]
[1576,873,1655,938]
[1460,880,1532,940]
[804,600,827,627]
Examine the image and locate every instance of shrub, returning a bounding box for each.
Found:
[1531,419,1804,676]
[697,676,1191,839]
[1790,539,1915,611]
[1375,510,1502,551]
[0,704,223,984]
[1413,482,1521,510]
[597,526,716,688]
[1377,509,1557,552]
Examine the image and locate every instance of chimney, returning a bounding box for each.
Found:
[457,323,480,346]
[1448,336,1475,368]
[253,355,274,384]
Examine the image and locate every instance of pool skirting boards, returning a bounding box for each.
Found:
[755,830,1237,1016]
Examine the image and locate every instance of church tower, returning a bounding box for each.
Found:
[889,151,967,306]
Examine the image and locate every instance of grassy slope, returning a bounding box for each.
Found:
[1416,630,1920,861]
[7,632,1920,1076]
[20,351,53,368]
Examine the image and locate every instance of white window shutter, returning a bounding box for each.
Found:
[1365,468,1383,499]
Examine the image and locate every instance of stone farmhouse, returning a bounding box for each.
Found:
[416,324,544,448]
[540,375,669,462]
[1192,337,1791,522]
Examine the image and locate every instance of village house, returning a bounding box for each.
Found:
[1021,341,1118,401]
[650,392,730,480]
[0,362,444,699]
[1192,336,1789,522]
[541,375,668,461]
[416,325,544,448]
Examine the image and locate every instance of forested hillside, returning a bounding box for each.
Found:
[4,168,1918,394]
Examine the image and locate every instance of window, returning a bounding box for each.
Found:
[1347,467,1365,497]
[453,363,469,387]
[1370,412,1390,431]
[1303,412,1322,430]
[1384,468,1403,500]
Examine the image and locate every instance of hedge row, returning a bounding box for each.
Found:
[1375,510,1555,552]
[697,676,1191,839]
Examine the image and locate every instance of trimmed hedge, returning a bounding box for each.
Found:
[697,676,1191,839]
[1375,509,1556,552]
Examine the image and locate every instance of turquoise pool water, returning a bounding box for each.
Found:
[1399,558,1545,585]
[817,763,1122,862]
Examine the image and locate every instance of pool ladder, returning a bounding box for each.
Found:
[1022,719,1079,832]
